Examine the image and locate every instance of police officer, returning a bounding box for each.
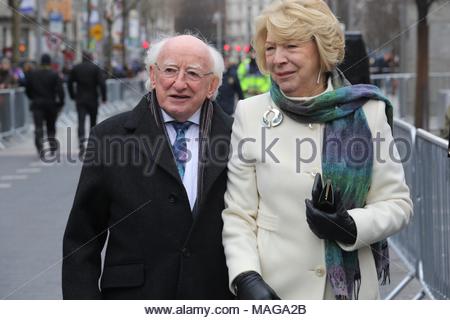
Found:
[237,48,270,98]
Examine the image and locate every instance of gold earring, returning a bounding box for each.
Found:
[316,70,321,85]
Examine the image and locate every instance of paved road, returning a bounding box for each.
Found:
[0,126,82,299]
[0,111,423,300]
[380,246,426,300]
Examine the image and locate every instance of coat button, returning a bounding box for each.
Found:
[168,193,177,203]
[315,266,325,277]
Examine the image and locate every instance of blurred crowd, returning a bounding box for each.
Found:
[0,49,270,117]
[0,57,29,89]
[0,55,149,90]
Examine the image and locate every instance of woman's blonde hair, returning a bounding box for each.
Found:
[253,0,345,73]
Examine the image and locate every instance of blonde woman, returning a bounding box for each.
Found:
[222,0,412,300]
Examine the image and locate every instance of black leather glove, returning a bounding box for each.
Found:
[233,271,281,300]
[305,173,357,244]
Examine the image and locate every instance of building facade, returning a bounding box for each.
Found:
[0,0,176,67]
[224,0,272,58]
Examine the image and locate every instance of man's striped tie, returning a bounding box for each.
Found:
[171,121,192,179]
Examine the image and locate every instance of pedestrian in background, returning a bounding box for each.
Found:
[68,51,106,156]
[62,35,234,299]
[441,103,450,140]
[0,58,17,89]
[339,31,371,85]
[25,54,64,159]
[18,60,35,87]
[222,0,412,300]
[216,55,244,115]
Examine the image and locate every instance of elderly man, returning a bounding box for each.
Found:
[62,35,234,299]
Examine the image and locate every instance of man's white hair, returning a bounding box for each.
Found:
[144,34,224,100]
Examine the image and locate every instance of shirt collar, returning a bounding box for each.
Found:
[161,107,201,125]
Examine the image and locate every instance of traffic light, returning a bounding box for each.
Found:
[234,45,241,52]
[223,44,230,52]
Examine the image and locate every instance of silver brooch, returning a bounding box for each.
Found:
[262,106,283,128]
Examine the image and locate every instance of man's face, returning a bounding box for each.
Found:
[150,36,219,122]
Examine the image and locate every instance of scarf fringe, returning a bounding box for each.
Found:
[373,240,391,286]
[329,268,361,300]
[353,277,361,300]
[334,278,360,300]
[379,263,391,285]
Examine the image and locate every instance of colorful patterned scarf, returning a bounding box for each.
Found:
[270,69,393,299]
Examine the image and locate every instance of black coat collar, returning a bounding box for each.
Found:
[123,93,233,198]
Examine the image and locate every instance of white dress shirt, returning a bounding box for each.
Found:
[161,109,200,210]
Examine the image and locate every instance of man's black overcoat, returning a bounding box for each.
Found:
[62,95,234,299]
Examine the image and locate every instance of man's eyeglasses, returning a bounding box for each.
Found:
[154,63,214,82]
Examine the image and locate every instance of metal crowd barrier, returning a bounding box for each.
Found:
[118,78,146,107]
[0,88,30,149]
[57,85,78,127]
[0,79,147,149]
[59,79,146,125]
[387,119,421,299]
[387,122,450,300]
[371,73,450,133]
[414,130,450,299]
[106,79,121,102]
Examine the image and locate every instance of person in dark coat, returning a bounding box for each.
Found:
[338,32,371,85]
[216,56,244,115]
[68,51,106,154]
[62,35,234,299]
[25,54,64,158]
[0,58,17,89]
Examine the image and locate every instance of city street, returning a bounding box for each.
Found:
[0,0,448,313]
[0,125,82,299]
[0,113,424,300]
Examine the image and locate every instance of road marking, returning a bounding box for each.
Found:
[0,183,11,188]
[29,162,43,167]
[29,161,54,167]
[16,168,42,174]
[0,175,28,181]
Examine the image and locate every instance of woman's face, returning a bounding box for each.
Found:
[265,31,322,97]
